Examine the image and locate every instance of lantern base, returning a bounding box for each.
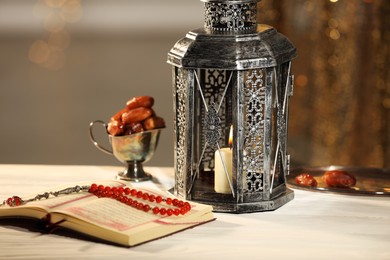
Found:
[217,188,293,213]
[176,173,294,213]
[186,188,294,213]
[176,188,294,213]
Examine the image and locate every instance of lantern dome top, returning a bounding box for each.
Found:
[167,25,297,70]
[167,0,296,70]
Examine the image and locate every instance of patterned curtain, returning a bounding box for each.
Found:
[258,0,390,168]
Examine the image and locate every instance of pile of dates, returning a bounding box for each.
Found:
[295,170,357,188]
[107,96,165,136]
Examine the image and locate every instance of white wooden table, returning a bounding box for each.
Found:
[0,164,389,260]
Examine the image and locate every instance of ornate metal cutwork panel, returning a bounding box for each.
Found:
[243,69,266,193]
[204,1,257,32]
[174,67,188,196]
[204,103,222,148]
[198,69,231,171]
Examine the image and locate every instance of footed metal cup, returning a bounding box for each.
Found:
[89,120,162,182]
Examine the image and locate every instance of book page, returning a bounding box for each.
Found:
[60,198,161,231]
[53,191,214,246]
[56,186,212,232]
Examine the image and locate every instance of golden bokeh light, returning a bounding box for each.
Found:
[295,74,308,88]
[61,0,83,23]
[328,28,341,40]
[29,40,51,64]
[44,12,65,32]
[29,40,66,70]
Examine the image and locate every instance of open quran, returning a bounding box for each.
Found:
[0,180,214,247]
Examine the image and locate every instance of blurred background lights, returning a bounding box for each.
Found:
[28,0,82,70]
[0,0,387,168]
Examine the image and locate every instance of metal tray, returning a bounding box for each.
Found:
[287,166,390,196]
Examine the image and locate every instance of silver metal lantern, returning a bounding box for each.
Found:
[167,0,297,213]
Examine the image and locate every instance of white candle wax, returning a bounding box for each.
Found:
[214,148,233,194]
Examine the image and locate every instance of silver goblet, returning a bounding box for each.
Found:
[89,120,162,182]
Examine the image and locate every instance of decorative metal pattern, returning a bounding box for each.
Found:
[200,69,230,171]
[277,109,286,151]
[243,69,266,193]
[204,103,222,148]
[204,2,257,31]
[174,68,187,196]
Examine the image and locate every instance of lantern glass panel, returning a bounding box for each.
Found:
[191,68,236,203]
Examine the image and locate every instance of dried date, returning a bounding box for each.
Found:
[143,116,166,130]
[107,120,125,136]
[323,170,356,188]
[295,173,318,187]
[110,107,128,122]
[126,96,154,110]
[121,107,153,124]
[124,122,144,135]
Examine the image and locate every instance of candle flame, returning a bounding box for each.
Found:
[228,125,233,148]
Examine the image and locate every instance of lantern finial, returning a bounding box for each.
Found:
[202,0,259,32]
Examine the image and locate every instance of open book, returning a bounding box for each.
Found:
[0,180,214,247]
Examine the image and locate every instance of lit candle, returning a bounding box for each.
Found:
[214,126,233,194]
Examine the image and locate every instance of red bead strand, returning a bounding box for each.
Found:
[2,184,191,216]
[88,184,191,216]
